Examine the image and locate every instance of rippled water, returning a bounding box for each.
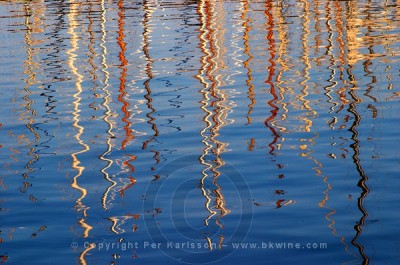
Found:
[0,0,399,264]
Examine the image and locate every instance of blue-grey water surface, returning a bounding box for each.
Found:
[0,0,399,264]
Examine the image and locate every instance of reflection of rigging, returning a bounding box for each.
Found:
[196,0,216,226]
[141,0,160,175]
[300,0,353,257]
[67,1,92,238]
[99,0,116,210]
[348,68,370,265]
[324,1,338,114]
[21,3,40,195]
[116,0,138,199]
[275,0,289,136]
[241,0,255,126]
[196,0,231,248]
[264,1,279,155]
[117,0,133,150]
[79,242,95,265]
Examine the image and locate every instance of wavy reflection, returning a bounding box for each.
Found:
[67,1,91,238]
[99,0,116,210]
[196,0,216,226]
[117,0,133,150]
[21,3,41,195]
[241,0,255,126]
[324,1,339,114]
[264,0,280,155]
[348,66,370,265]
[300,0,351,257]
[79,242,95,265]
[274,0,289,136]
[141,0,160,176]
[196,0,231,248]
[2,1,399,264]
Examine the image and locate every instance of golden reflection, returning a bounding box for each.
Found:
[267,0,293,209]
[67,1,90,238]
[274,0,289,135]
[21,3,41,193]
[99,0,116,210]
[324,1,339,113]
[4,1,397,263]
[196,0,218,225]
[78,215,93,239]
[313,1,354,259]
[79,242,96,265]
[87,1,98,93]
[332,1,349,112]
[196,0,231,247]
[297,0,316,133]
[108,214,139,235]
[347,1,400,65]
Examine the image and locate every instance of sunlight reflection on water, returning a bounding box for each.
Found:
[0,0,399,264]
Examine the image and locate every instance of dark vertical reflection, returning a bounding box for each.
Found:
[348,66,370,265]
[333,0,350,113]
[362,1,378,108]
[141,0,160,174]
[308,1,355,258]
[344,2,370,263]
[264,0,279,155]
[324,1,338,114]
[21,3,40,195]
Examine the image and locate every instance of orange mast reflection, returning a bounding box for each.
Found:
[117,0,134,150]
[241,0,256,126]
[264,0,279,155]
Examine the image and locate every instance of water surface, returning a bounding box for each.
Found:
[0,0,399,264]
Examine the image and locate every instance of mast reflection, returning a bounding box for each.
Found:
[117,0,133,151]
[67,1,91,238]
[348,52,370,265]
[196,0,231,249]
[21,3,42,195]
[141,0,161,176]
[264,0,280,155]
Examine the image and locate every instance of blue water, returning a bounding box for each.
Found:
[0,0,399,264]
